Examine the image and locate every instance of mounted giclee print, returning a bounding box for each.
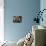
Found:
[13,16,22,23]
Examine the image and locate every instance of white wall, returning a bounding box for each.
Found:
[40,0,46,27]
[40,0,46,45]
[0,0,4,42]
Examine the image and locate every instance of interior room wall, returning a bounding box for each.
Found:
[4,0,40,42]
[40,0,46,45]
[40,0,46,26]
[0,0,4,42]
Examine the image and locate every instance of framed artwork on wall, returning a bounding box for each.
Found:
[13,16,22,23]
